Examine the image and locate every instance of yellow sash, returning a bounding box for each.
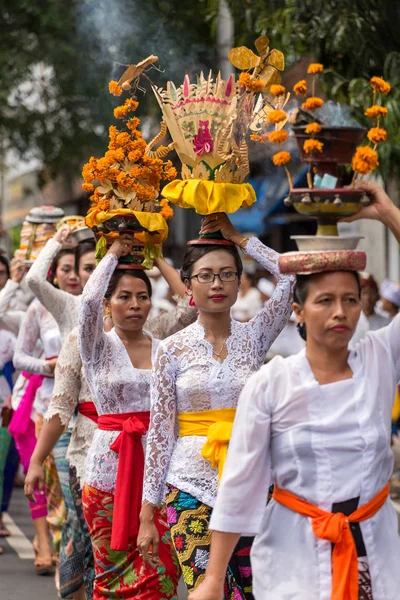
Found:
[178,408,236,481]
[393,387,400,422]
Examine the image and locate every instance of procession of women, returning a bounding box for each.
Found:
[1,40,400,600]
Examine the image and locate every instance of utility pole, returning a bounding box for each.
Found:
[216,0,234,79]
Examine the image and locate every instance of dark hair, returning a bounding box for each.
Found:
[49,248,75,286]
[180,244,243,282]
[75,240,96,273]
[104,269,152,301]
[294,271,362,341]
[0,255,10,279]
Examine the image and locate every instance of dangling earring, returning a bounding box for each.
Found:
[189,296,196,307]
[53,277,58,286]
[296,322,307,341]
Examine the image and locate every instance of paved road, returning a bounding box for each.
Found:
[1,487,400,600]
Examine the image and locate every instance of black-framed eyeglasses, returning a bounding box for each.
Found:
[190,271,238,284]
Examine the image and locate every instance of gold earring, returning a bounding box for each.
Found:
[53,277,58,286]
[104,307,111,316]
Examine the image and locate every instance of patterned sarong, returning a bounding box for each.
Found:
[166,485,254,599]
[82,483,180,599]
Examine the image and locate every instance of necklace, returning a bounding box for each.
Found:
[213,339,228,358]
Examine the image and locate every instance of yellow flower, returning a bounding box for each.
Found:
[82,182,94,193]
[352,146,379,175]
[268,130,289,143]
[293,80,307,95]
[307,63,324,74]
[303,139,324,154]
[108,80,123,97]
[270,84,286,96]
[367,127,387,144]
[302,97,324,111]
[364,105,388,118]
[239,72,265,92]
[266,109,287,124]
[272,151,291,166]
[250,133,268,144]
[370,76,391,95]
[160,199,174,220]
[305,122,322,135]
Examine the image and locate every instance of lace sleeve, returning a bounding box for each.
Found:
[143,343,177,506]
[78,252,118,368]
[244,237,295,359]
[0,330,16,367]
[26,237,72,324]
[13,303,48,374]
[45,329,81,426]
[146,295,197,340]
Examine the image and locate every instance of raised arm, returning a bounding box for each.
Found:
[154,256,186,297]
[13,303,49,375]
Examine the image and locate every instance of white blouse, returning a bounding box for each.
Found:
[14,299,62,416]
[143,236,295,508]
[210,316,400,600]
[0,278,34,336]
[78,253,159,493]
[0,329,16,404]
[26,237,81,341]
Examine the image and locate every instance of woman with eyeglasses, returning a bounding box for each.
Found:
[138,214,295,599]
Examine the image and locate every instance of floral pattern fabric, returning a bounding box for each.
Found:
[82,483,180,599]
[166,486,253,599]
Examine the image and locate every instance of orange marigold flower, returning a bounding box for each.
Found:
[165,166,177,180]
[266,109,287,124]
[250,133,269,144]
[294,80,307,95]
[95,198,111,211]
[307,63,323,74]
[303,139,324,154]
[270,84,286,96]
[352,146,379,175]
[364,105,388,118]
[367,127,387,144]
[108,80,123,96]
[302,97,324,111]
[272,151,291,166]
[160,199,174,220]
[370,76,391,95]
[305,122,322,135]
[268,130,289,143]
[239,72,265,92]
[82,182,94,193]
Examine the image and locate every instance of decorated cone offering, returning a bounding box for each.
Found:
[15,205,65,264]
[82,64,176,268]
[146,35,285,245]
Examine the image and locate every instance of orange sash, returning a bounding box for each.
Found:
[273,483,389,600]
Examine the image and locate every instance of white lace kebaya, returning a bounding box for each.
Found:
[143,236,295,508]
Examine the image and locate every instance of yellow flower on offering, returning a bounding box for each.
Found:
[272,151,291,166]
[302,97,324,111]
[266,109,287,124]
[293,80,307,95]
[370,76,391,95]
[307,63,324,74]
[305,122,322,135]
[160,199,174,220]
[239,72,265,92]
[108,80,123,96]
[268,130,289,143]
[250,133,269,144]
[364,105,388,118]
[82,183,94,193]
[303,139,324,154]
[352,146,379,175]
[270,84,286,96]
[367,127,387,144]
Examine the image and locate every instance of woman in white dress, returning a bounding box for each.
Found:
[138,214,295,599]
[189,182,400,600]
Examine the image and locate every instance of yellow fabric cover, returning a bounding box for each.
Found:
[178,408,236,481]
[85,208,168,244]
[393,387,400,422]
[162,180,257,215]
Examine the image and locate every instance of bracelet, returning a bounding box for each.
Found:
[238,236,249,250]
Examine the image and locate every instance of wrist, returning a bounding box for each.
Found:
[140,502,156,522]
[380,203,400,227]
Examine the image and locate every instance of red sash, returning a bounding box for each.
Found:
[78,402,98,424]
[98,411,150,550]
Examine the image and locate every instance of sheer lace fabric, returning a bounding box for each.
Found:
[0,329,16,403]
[45,327,96,482]
[0,278,34,336]
[143,236,295,507]
[14,299,62,416]
[26,237,81,341]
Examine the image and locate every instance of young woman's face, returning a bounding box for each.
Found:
[56,254,82,295]
[78,250,96,288]
[293,271,361,350]
[187,250,240,314]
[105,275,151,332]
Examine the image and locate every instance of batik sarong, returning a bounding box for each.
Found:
[165,485,254,599]
[82,483,180,600]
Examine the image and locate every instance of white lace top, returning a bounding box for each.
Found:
[143,236,295,508]
[14,299,62,416]
[45,327,95,482]
[78,253,159,493]
[0,278,34,336]
[0,329,16,404]
[26,237,81,341]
